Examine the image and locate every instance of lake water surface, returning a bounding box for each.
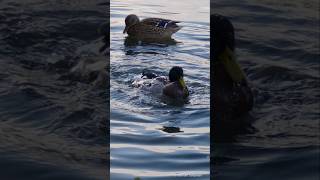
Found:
[212,1,320,179]
[0,0,108,179]
[110,0,210,179]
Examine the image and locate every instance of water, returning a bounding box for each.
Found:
[110,0,210,179]
[212,0,320,179]
[0,0,108,179]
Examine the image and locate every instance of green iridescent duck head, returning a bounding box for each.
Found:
[169,66,189,97]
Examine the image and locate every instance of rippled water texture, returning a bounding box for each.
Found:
[0,0,108,179]
[212,0,320,179]
[110,0,210,179]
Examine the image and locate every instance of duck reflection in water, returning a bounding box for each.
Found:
[124,36,178,47]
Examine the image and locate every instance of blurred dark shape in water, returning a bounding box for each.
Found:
[0,0,109,179]
[98,22,110,54]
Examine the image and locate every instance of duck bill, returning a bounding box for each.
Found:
[123,26,128,34]
[179,78,189,97]
[220,47,246,83]
[179,78,186,89]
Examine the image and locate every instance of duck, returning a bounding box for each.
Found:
[123,14,182,40]
[163,66,189,99]
[132,66,189,99]
[211,14,254,140]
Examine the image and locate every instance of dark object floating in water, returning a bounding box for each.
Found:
[159,126,183,133]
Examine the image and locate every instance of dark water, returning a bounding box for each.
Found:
[110,0,210,179]
[212,0,320,179]
[0,0,108,179]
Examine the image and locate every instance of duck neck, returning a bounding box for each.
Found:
[218,47,246,84]
[177,78,189,96]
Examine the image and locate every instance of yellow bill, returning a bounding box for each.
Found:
[179,78,189,97]
[219,47,246,83]
[179,78,186,89]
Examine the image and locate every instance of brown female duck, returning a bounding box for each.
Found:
[123,14,182,40]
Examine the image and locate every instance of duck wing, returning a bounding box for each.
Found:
[141,18,181,29]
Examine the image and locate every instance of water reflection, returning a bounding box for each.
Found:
[124,36,179,47]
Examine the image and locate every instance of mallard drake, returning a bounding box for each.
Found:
[212,14,254,140]
[163,66,189,99]
[123,14,182,40]
[132,67,189,99]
